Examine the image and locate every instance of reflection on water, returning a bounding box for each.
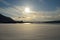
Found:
[23,23,31,24]
[0,23,60,40]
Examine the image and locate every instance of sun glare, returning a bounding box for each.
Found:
[24,7,30,13]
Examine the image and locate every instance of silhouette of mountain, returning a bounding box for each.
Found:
[0,14,24,23]
[0,14,16,23]
[42,20,60,23]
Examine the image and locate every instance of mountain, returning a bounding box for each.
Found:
[42,20,60,23]
[0,14,15,23]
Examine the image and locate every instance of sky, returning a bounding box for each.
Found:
[0,0,60,21]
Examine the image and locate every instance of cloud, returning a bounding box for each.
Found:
[0,7,60,21]
[0,5,29,21]
[39,0,44,2]
[5,7,60,21]
[2,0,10,5]
[0,0,4,2]
[38,0,45,4]
[0,7,21,17]
[29,7,60,21]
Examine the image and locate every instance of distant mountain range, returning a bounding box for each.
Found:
[42,20,60,23]
[0,14,60,23]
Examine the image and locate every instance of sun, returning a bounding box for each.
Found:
[24,7,30,13]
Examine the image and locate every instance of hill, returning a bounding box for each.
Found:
[42,20,60,23]
[0,14,15,23]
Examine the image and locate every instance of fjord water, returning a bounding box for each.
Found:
[0,23,60,40]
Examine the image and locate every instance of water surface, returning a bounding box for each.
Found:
[0,23,60,40]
